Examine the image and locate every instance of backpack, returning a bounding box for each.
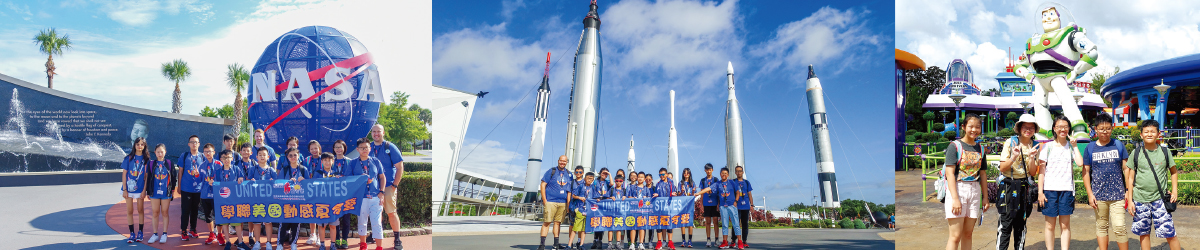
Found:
[935,140,966,203]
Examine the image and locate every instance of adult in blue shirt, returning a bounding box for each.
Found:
[734,166,754,249]
[567,169,592,250]
[538,155,571,250]
[369,124,406,248]
[177,135,205,241]
[698,164,721,247]
[346,138,387,250]
[251,129,277,169]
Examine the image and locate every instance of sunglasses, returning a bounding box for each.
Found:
[575,171,584,174]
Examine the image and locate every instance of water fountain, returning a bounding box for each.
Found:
[0,89,125,172]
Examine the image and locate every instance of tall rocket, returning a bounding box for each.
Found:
[564,0,603,172]
[627,135,635,174]
[725,62,746,174]
[807,65,840,208]
[524,52,551,203]
[667,90,680,181]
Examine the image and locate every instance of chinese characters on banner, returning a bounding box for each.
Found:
[213,175,368,224]
[584,196,696,232]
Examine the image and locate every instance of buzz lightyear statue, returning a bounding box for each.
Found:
[1013,3,1098,140]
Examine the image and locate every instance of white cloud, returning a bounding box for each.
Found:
[432,23,551,92]
[456,139,526,183]
[968,10,996,41]
[749,6,884,84]
[0,0,429,115]
[500,0,525,20]
[102,0,161,26]
[895,0,956,39]
[963,42,1008,90]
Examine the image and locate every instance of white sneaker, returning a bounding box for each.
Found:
[307,235,317,245]
[290,243,298,250]
[275,243,285,250]
[159,234,168,243]
[148,233,159,243]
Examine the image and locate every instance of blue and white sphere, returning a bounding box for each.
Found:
[248,26,382,154]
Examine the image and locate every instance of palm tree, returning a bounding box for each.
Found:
[225,63,250,133]
[161,59,191,113]
[33,28,72,89]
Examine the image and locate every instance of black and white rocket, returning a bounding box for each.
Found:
[627,135,635,173]
[806,65,840,208]
[524,52,551,203]
[725,62,746,174]
[564,0,603,172]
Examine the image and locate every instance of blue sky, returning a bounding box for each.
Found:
[435,0,896,207]
[897,0,1200,90]
[0,0,429,115]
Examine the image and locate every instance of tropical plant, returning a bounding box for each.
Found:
[33,28,71,89]
[225,63,250,133]
[161,59,192,113]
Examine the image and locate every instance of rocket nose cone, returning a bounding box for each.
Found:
[807,65,816,79]
[727,62,734,75]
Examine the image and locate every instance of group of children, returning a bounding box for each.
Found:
[120,126,407,250]
[943,113,1180,250]
[537,154,754,250]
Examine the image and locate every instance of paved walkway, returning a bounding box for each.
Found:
[434,228,894,250]
[406,150,431,163]
[432,216,545,236]
[895,169,1198,249]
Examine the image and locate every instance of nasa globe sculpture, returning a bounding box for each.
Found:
[247,26,386,153]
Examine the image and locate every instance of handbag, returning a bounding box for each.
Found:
[1135,146,1177,213]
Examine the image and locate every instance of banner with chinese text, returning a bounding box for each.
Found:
[584,196,696,232]
[213,176,367,224]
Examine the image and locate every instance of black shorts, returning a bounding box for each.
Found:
[703,206,719,217]
[200,199,214,223]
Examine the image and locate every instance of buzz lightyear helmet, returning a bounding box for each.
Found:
[1035,2,1075,33]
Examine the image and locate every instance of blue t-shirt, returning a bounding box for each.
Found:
[654,179,676,197]
[246,162,277,181]
[1084,139,1129,201]
[716,180,740,207]
[679,181,696,196]
[178,151,205,193]
[735,179,754,210]
[214,164,243,184]
[347,157,384,198]
[594,179,611,199]
[700,176,720,206]
[611,186,627,199]
[279,165,309,182]
[122,155,147,193]
[149,159,173,197]
[635,184,652,198]
[371,141,404,187]
[589,182,606,201]
[305,155,323,178]
[540,167,572,203]
[334,157,349,177]
[199,159,219,199]
[251,144,277,168]
[570,178,590,211]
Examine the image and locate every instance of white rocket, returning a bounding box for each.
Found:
[806,65,840,208]
[667,90,680,181]
[725,62,746,175]
[524,52,551,203]
[564,0,603,172]
[627,135,635,174]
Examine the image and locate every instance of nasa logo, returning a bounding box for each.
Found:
[248,26,384,153]
[219,187,231,198]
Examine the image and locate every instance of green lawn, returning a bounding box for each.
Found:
[402,152,425,156]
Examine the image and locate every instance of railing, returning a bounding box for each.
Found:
[433,200,543,220]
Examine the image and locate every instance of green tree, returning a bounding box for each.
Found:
[33,28,72,89]
[376,91,430,153]
[225,63,250,134]
[162,59,192,113]
[1090,67,1120,107]
[905,66,947,132]
[512,193,524,203]
[484,192,498,202]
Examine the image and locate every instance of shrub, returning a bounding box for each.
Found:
[1007,112,1019,121]
[772,218,792,226]
[854,219,867,229]
[932,123,945,132]
[396,171,432,226]
[998,128,1015,137]
[404,162,431,172]
[748,221,773,228]
[1176,159,1200,173]
[838,218,853,229]
[944,131,958,140]
[923,133,941,142]
[906,135,916,142]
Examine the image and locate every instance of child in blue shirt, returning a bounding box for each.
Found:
[212,149,244,248]
[147,143,175,244]
[122,137,150,243]
[247,147,278,250]
[347,139,386,250]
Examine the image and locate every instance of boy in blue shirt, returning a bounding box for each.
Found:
[653,168,677,250]
[698,164,720,247]
[212,149,245,249]
[197,144,220,245]
[347,138,387,250]
[177,135,205,241]
[691,167,740,249]
[1082,113,1129,250]
[568,170,593,250]
[734,166,753,249]
[247,147,278,250]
